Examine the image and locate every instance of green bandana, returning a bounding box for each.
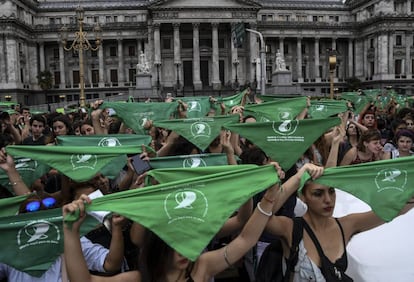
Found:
[149,153,228,169]
[101,101,179,134]
[244,97,307,122]
[300,157,414,222]
[339,92,371,114]
[179,96,212,118]
[56,134,152,147]
[6,145,142,182]
[224,117,341,169]
[308,99,349,119]
[153,115,239,151]
[65,164,279,261]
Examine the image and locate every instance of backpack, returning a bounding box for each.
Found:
[255,217,303,282]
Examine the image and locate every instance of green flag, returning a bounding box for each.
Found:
[147,165,255,184]
[65,164,279,261]
[57,134,151,179]
[224,117,341,169]
[153,115,239,151]
[100,101,179,134]
[0,208,99,277]
[217,89,248,110]
[6,145,142,182]
[0,157,50,193]
[308,99,349,119]
[339,92,371,114]
[243,97,307,122]
[179,96,212,118]
[300,157,414,222]
[56,134,151,147]
[149,153,229,169]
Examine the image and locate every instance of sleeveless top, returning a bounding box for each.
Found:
[292,219,347,282]
[391,149,414,159]
[350,151,376,165]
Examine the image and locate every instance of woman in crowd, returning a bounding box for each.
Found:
[265,178,414,281]
[340,129,384,166]
[382,129,414,159]
[62,164,323,282]
[47,114,74,145]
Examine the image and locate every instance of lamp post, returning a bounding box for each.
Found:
[329,51,337,100]
[233,59,240,90]
[4,95,11,102]
[155,62,161,95]
[245,28,266,96]
[60,6,102,108]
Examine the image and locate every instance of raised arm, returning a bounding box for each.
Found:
[0,149,31,195]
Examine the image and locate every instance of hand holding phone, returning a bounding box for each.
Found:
[131,154,151,175]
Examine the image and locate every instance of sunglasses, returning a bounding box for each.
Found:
[25,197,57,213]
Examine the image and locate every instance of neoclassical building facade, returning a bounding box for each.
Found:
[1,0,414,106]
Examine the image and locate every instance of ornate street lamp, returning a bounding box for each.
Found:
[329,50,337,100]
[174,61,181,95]
[154,62,162,94]
[60,6,102,108]
[233,59,240,89]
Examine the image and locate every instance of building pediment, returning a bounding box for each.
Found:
[149,0,262,10]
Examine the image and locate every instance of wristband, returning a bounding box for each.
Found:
[257,202,273,217]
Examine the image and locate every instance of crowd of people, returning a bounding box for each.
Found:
[0,88,414,282]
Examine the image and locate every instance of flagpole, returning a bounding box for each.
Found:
[246,29,266,96]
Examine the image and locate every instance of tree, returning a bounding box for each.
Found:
[345,76,362,91]
[37,70,53,90]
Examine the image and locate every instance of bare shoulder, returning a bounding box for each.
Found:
[338,211,384,243]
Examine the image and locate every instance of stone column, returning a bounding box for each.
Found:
[296,37,302,81]
[59,44,66,88]
[378,33,389,77]
[173,23,181,86]
[354,39,363,77]
[363,38,368,78]
[39,42,45,72]
[28,42,38,86]
[153,23,161,64]
[332,37,337,51]
[231,23,238,83]
[348,38,354,77]
[118,39,125,85]
[5,36,18,84]
[211,23,220,89]
[98,43,105,87]
[405,31,412,78]
[0,35,5,83]
[409,1,412,15]
[279,37,284,57]
[314,37,320,81]
[249,23,258,85]
[388,32,394,75]
[192,23,202,90]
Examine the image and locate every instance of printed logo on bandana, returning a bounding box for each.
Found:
[71,154,98,170]
[133,111,154,128]
[164,187,208,224]
[182,157,207,168]
[17,220,60,250]
[188,101,201,112]
[375,168,407,192]
[272,120,299,136]
[98,137,122,147]
[15,158,37,172]
[278,109,293,121]
[191,122,211,138]
[260,116,271,122]
[314,104,327,112]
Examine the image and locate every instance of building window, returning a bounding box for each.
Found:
[53,48,59,59]
[297,15,307,21]
[395,59,402,75]
[91,70,99,85]
[284,44,289,54]
[219,38,225,49]
[396,35,402,46]
[129,68,136,82]
[265,44,272,53]
[106,16,112,23]
[128,46,136,57]
[110,69,118,83]
[182,39,193,49]
[329,15,339,22]
[91,50,98,57]
[163,38,171,50]
[54,71,60,85]
[109,46,117,57]
[279,15,290,21]
[69,17,75,24]
[370,38,374,48]
[301,44,306,54]
[313,16,318,22]
[73,70,80,85]
[113,16,118,22]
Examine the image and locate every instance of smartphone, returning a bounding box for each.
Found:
[131,154,151,175]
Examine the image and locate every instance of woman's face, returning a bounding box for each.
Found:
[364,139,383,154]
[172,251,190,271]
[81,124,95,135]
[53,121,68,136]
[302,183,336,216]
[347,123,357,135]
[362,114,375,127]
[405,119,414,130]
[397,136,413,153]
